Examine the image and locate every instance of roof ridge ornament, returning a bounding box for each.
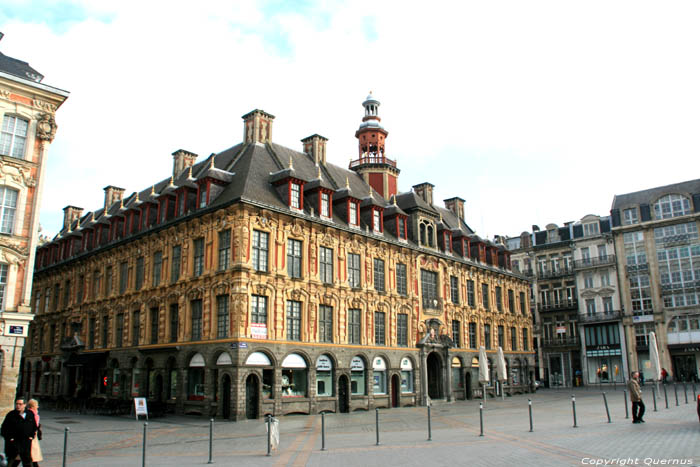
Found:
[346,176,350,189]
[151,185,156,196]
[289,156,294,170]
[188,165,194,179]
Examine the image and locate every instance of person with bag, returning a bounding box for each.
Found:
[1,399,37,467]
[24,401,41,467]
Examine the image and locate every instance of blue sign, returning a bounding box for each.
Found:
[238,342,248,348]
[8,325,23,335]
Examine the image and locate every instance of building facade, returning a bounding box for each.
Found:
[22,95,534,420]
[611,180,700,383]
[0,38,68,409]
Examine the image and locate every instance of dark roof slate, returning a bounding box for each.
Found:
[0,51,43,82]
[611,178,700,210]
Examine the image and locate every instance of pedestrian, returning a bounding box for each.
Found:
[627,371,645,424]
[1,399,37,467]
[661,368,668,384]
[25,401,41,467]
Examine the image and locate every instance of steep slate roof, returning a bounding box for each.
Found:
[0,51,44,82]
[611,178,700,210]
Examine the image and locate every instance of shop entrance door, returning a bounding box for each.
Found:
[427,352,442,399]
[391,374,400,407]
[245,374,259,419]
[222,374,231,419]
[338,375,349,413]
[464,372,472,400]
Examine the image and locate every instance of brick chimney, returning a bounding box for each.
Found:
[104,185,125,209]
[301,134,328,165]
[242,109,275,144]
[62,205,83,230]
[413,182,434,205]
[172,149,198,177]
[444,197,465,221]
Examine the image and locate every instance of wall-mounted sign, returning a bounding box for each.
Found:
[6,325,25,337]
[316,355,332,371]
[351,356,365,371]
[251,323,267,339]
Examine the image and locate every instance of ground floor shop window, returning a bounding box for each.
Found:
[586,354,623,384]
[400,357,414,393]
[452,357,463,391]
[316,355,333,397]
[373,357,387,394]
[351,356,366,395]
[188,353,205,400]
[262,369,274,399]
[168,369,177,400]
[282,353,308,397]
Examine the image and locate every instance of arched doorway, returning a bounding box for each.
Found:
[427,352,442,399]
[338,374,350,413]
[391,374,400,407]
[154,374,163,402]
[222,374,231,419]
[464,372,472,400]
[245,374,259,419]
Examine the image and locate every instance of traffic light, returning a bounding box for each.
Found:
[103,376,108,386]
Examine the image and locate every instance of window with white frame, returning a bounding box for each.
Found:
[290,182,301,209]
[600,271,610,287]
[0,264,7,309]
[0,187,18,234]
[252,230,269,272]
[584,273,594,289]
[320,192,330,218]
[622,208,638,225]
[349,201,359,226]
[319,246,333,284]
[287,239,302,279]
[654,194,691,220]
[585,298,596,315]
[0,116,28,159]
[372,209,382,233]
[603,296,613,312]
[348,253,361,288]
[583,222,599,237]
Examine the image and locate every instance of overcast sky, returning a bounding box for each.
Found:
[2,1,699,240]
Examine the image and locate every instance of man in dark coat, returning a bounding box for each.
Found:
[1,399,37,467]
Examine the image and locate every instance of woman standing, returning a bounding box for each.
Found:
[25,400,42,467]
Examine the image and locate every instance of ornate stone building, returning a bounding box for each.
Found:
[0,37,68,409]
[23,94,533,420]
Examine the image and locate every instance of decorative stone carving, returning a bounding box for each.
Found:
[0,89,10,100]
[36,113,58,142]
[33,100,57,113]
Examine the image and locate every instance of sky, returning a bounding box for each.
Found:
[2,0,699,240]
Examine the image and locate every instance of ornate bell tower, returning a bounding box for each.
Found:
[349,93,400,199]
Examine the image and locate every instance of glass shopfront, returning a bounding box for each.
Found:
[400,357,414,393]
[316,354,334,396]
[372,357,387,394]
[351,356,366,395]
[281,353,308,397]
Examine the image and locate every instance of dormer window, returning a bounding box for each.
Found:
[443,232,452,253]
[419,220,435,247]
[348,201,359,227]
[623,208,638,225]
[320,191,331,218]
[290,182,301,209]
[397,217,407,240]
[654,194,691,219]
[198,185,207,208]
[372,208,383,233]
[583,222,599,237]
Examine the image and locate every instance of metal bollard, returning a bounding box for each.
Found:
[426,405,432,441]
[571,395,578,428]
[266,415,271,457]
[321,412,326,451]
[528,399,533,432]
[62,427,69,467]
[602,392,611,423]
[208,418,214,464]
[674,384,679,406]
[624,390,629,418]
[652,386,657,412]
[664,384,669,409]
[375,408,380,446]
[684,383,688,404]
[142,422,148,467]
[479,402,484,437]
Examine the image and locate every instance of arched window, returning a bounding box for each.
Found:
[187,353,205,400]
[654,194,691,219]
[0,115,28,159]
[451,357,463,391]
[316,354,334,397]
[372,357,387,394]
[0,187,18,234]
[350,356,366,395]
[281,353,308,397]
[400,357,414,393]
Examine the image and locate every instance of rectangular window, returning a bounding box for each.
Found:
[102,316,109,347]
[349,201,359,226]
[216,295,229,339]
[421,269,438,309]
[132,311,140,345]
[191,299,202,341]
[519,291,526,314]
[119,262,128,294]
[193,238,204,276]
[498,325,504,348]
[450,276,459,304]
[603,296,613,312]
[452,320,461,348]
[218,229,231,271]
[290,182,301,209]
[169,303,178,342]
[398,217,406,239]
[348,308,361,345]
[252,230,269,272]
[374,258,385,292]
[286,300,301,341]
[319,305,333,343]
[152,251,162,286]
[586,298,596,315]
[135,256,144,290]
[469,322,477,349]
[396,263,407,295]
[348,253,361,288]
[508,289,515,313]
[484,323,491,350]
[511,327,517,351]
[171,245,181,283]
[467,280,475,307]
[584,273,594,289]
[77,275,84,304]
[150,307,159,344]
[495,286,503,312]
[88,317,95,349]
[374,311,385,345]
[115,313,124,347]
[623,208,639,225]
[251,295,267,324]
[397,313,408,346]
[0,187,17,234]
[320,192,330,217]
[319,246,333,284]
[482,283,490,310]
[1,116,28,158]
[63,280,71,308]
[287,239,302,278]
[373,210,382,232]
[523,328,529,351]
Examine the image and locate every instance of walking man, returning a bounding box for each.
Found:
[1,399,37,467]
[627,371,645,424]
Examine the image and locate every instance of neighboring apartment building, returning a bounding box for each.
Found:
[0,35,68,409]
[22,94,534,420]
[509,215,625,387]
[611,179,700,383]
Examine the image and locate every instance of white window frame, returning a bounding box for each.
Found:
[0,187,18,235]
[0,115,29,159]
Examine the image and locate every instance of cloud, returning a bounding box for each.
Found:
[2,0,699,239]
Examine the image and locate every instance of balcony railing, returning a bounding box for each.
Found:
[537,266,575,280]
[579,309,623,323]
[658,233,696,246]
[660,281,700,295]
[538,300,578,313]
[542,337,581,347]
[573,255,616,270]
[349,155,397,168]
[625,263,649,274]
